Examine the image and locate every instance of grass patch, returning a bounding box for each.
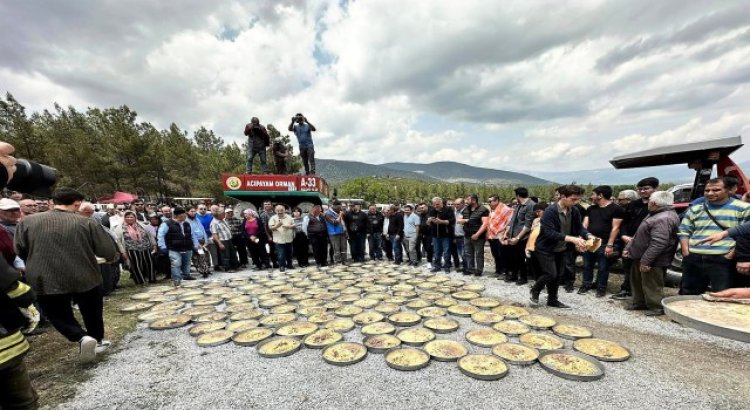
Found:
[23,272,151,408]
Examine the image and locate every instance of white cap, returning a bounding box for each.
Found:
[0,198,21,210]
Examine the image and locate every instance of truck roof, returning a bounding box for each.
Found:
[609,136,742,169]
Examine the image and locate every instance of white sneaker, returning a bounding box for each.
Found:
[95,340,111,354]
[79,336,97,363]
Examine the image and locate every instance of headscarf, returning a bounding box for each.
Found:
[244,208,259,219]
[123,210,141,241]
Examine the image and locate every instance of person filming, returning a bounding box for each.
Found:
[288,113,316,175]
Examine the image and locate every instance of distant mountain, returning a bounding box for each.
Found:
[381,161,553,185]
[316,159,441,185]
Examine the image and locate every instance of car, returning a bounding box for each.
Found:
[610,136,750,286]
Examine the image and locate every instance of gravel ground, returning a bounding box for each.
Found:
[57,263,750,410]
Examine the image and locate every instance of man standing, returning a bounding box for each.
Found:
[530,185,590,309]
[210,208,238,273]
[416,203,433,265]
[388,205,405,265]
[365,205,384,261]
[613,178,658,300]
[268,205,295,273]
[244,117,270,174]
[132,200,147,222]
[18,198,36,217]
[324,201,348,265]
[623,191,680,316]
[459,194,490,276]
[428,197,455,273]
[344,203,368,263]
[288,113,317,175]
[186,206,210,278]
[196,204,218,270]
[157,207,200,286]
[486,195,513,277]
[579,186,624,297]
[451,198,466,272]
[382,207,393,261]
[303,205,329,267]
[258,201,278,268]
[224,208,248,268]
[403,205,421,266]
[15,188,118,362]
[678,177,750,294]
[504,188,536,285]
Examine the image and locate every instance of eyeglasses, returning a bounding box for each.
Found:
[637,187,654,191]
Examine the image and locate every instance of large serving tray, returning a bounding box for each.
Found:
[662,295,750,343]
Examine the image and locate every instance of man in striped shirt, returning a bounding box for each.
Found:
[678,177,750,295]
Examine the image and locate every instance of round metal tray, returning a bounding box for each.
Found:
[322,342,368,366]
[662,295,750,343]
[384,347,431,371]
[256,337,302,358]
[538,350,605,382]
[363,335,402,353]
[457,354,509,381]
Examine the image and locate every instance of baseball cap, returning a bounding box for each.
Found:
[0,198,20,210]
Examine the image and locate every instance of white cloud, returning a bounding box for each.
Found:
[1,0,750,175]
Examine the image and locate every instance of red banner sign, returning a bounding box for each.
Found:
[222,174,327,193]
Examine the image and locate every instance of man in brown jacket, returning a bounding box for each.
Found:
[15,188,118,362]
[622,191,680,316]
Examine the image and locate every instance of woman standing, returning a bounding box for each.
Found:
[243,209,270,270]
[292,207,309,268]
[114,211,157,284]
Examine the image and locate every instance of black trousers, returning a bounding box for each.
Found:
[506,240,528,280]
[37,285,104,342]
[531,251,566,303]
[308,233,328,266]
[383,235,393,260]
[267,239,278,267]
[416,233,433,263]
[0,357,38,410]
[99,263,119,296]
[488,238,506,274]
[231,234,249,266]
[248,238,269,268]
[293,232,310,267]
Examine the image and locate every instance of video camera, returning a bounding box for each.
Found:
[1,159,57,196]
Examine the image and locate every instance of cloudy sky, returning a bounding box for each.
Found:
[2,0,750,172]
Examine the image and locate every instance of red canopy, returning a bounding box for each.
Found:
[98,192,139,204]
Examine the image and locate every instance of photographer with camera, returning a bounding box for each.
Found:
[244,117,271,174]
[0,141,40,410]
[288,113,317,175]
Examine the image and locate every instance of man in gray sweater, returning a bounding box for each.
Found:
[622,191,680,316]
[15,188,118,363]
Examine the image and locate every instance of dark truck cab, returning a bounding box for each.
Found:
[610,136,749,285]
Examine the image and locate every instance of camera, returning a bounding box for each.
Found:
[6,159,57,196]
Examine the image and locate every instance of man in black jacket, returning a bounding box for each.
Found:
[344,203,368,263]
[366,205,384,261]
[244,117,270,174]
[387,205,405,264]
[531,185,590,308]
[428,197,455,273]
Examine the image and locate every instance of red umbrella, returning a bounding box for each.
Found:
[99,192,139,204]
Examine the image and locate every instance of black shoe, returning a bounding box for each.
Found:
[280,267,286,273]
[547,300,571,309]
[462,271,472,276]
[503,275,513,283]
[577,285,592,295]
[644,309,665,316]
[430,268,441,273]
[611,291,632,300]
[473,272,482,277]
[529,289,540,305]
[624,304,648,311]
[564,283,575,293]
[595,289,606,298]
[183,276,196,281]
[516,279,528,286]
[443,269,450,274]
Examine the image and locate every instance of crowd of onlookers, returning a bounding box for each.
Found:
[5,173,750,409]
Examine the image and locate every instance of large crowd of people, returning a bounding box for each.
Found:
[3,133,750,409]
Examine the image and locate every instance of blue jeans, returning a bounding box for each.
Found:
[582,248,611,290]
[368,234,383,260]
[452,237,466,270]
[390,235,403,264]
[168,250,192,283]
[680,253,735,294]
[433,237,451,269]
[275,243,292,269]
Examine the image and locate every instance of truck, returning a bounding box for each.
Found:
[222,173,331,215]
[609,135,749,285]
